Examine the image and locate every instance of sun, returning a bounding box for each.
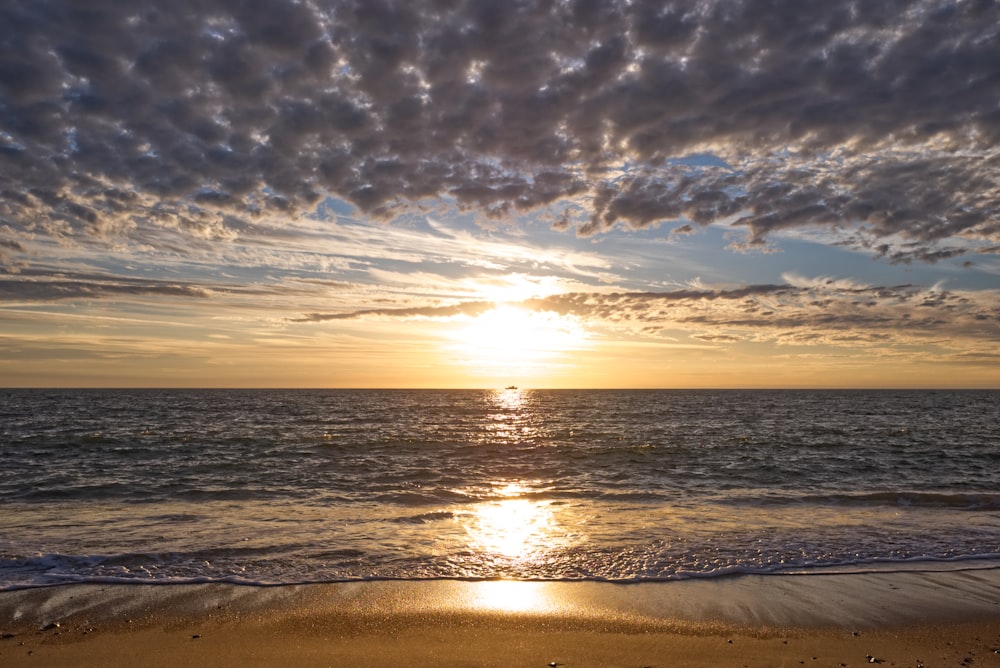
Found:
[447,305,587,379]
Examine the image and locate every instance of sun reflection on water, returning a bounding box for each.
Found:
[464,481,569,567]
[463,489,568,612]
[481,388,543,445]
[493,386,525,410]
[474,498,554,558]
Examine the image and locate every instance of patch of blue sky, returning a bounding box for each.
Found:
[310,196,357,221]
[302,194,988,296]
[0,130,26,153]
[588,220,968,292]
[668,153,733,170]
[759,225,998,290]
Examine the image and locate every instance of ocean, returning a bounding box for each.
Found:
[1,389,998,590]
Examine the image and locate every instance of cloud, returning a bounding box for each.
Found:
[292,300,496,323]
[0,267,328,302]
[1,0,999,262]
[298,278,1000,349]
[0,273,212,301]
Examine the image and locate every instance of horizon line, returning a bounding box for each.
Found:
[3,386,998,392]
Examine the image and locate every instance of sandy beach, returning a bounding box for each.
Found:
[2,567,999,667]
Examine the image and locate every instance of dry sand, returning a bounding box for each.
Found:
[2,567,1000,667]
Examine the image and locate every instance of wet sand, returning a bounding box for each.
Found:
[2,568,1000,667]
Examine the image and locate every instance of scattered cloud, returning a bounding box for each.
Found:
[0,272,212,301]
[292,300,496,323]
[1,0,999,264]
[297,278,1000,352]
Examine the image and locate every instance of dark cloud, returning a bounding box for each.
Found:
[0,266,346,302]
[292,300,496,323]
[2,0,999,258]
[0,274,212,301]
[543,282,1000,344]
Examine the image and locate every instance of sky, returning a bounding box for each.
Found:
[1,0,999,389]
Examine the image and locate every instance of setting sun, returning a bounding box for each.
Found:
[446,305,589,380]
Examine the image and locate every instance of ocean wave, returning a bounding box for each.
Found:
[5,543,1000,592]
[731,491,1000,510]
[371,490,475,505]
[4,554,1000,591]
[3,389,999,592]
[390,511,457,524]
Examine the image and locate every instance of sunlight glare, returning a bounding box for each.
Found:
[470,580,551,612]
[465,481,560,561]
[448,305,588,377]
[474,498,552,558]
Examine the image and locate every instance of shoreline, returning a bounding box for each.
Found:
[3,570,1000,666]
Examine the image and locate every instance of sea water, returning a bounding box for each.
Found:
[1,389,998,589]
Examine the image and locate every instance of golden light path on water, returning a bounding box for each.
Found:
[460,390,578,612]
[463,483,568,613]
[459,487,597,615]
[466,483,556,560]
[460,483,569,611]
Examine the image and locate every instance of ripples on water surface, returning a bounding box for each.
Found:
[1,389,999,588]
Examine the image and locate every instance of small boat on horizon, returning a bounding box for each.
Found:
[504,385,518,390]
